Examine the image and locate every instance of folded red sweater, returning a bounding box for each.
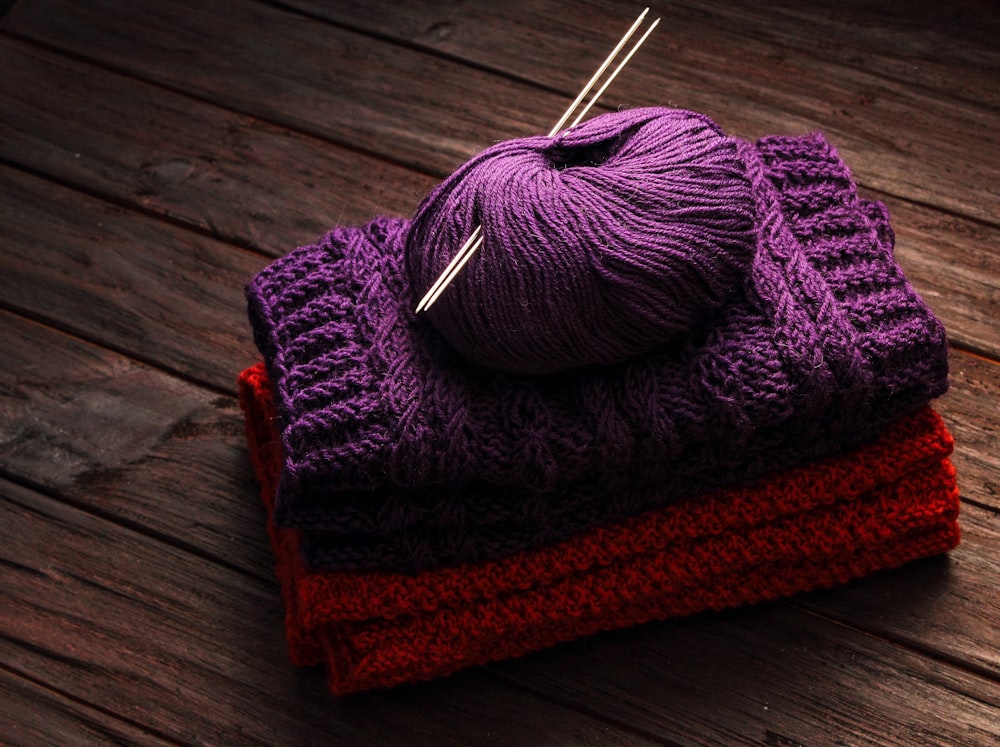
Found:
[238,363,960,696]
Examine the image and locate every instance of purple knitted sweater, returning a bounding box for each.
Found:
[246,121,948,571]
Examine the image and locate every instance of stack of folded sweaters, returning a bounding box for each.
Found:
[238,109,959,696]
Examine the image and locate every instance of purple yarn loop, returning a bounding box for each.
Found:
[407,108,758,374]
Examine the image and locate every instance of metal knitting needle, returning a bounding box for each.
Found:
[413,225,482,315]
[415,8,658,314]
[566,18,660,130]
[414,8,650,316]
[545,6,649,138]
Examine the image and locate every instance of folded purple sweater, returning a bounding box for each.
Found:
[246,110,948,571]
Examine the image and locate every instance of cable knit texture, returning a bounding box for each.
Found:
[245,117,949,571]
[238,366,960,697]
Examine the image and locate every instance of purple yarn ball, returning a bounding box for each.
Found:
[406,107,757,374]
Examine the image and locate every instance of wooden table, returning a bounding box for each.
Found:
[1,1,997,744]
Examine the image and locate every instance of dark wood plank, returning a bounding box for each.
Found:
[1,0,556,177]
[0,667,177,747]
[0,165,265,391]
[316,0,1000,109]
[0,478,661,747]
[665,0,1000,108]
[0,37,435,255]
[0,310,272,580]
[9,0,993,225]
[1,310,998,725]
[490,602,1000,747]
[276,0,1000,224]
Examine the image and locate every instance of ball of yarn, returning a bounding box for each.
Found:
[406,107,757,374]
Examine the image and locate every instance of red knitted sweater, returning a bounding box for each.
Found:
[238,363,960,696]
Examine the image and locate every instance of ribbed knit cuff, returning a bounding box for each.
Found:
[752,134,949,414]
[245,217,421,495]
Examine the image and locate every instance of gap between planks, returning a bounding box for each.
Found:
[0,662,187,747]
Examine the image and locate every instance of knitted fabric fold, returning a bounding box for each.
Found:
[246,126,949,571]
[238,365,960,696]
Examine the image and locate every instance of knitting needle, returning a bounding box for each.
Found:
[546,7,650,138]
[566,18,660,130]
[415,10,655,314]
[413,225,482,315]
[415,8,658,314]
[412,9,650,316]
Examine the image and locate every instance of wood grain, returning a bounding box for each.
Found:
[1,0,556,176]
[938,356,1000,512]
[0,165,265,391]
[665,0,1000,108]
[0,668,178,747]
[498,604,1000,747]
[288,0,1000,108]
[0,37,435,255]
[796,502,1000,680]
[14,0,987,229]
[0,311,273,580]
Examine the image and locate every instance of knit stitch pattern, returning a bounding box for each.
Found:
[238,365,960,696]
[245,121,949,571]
